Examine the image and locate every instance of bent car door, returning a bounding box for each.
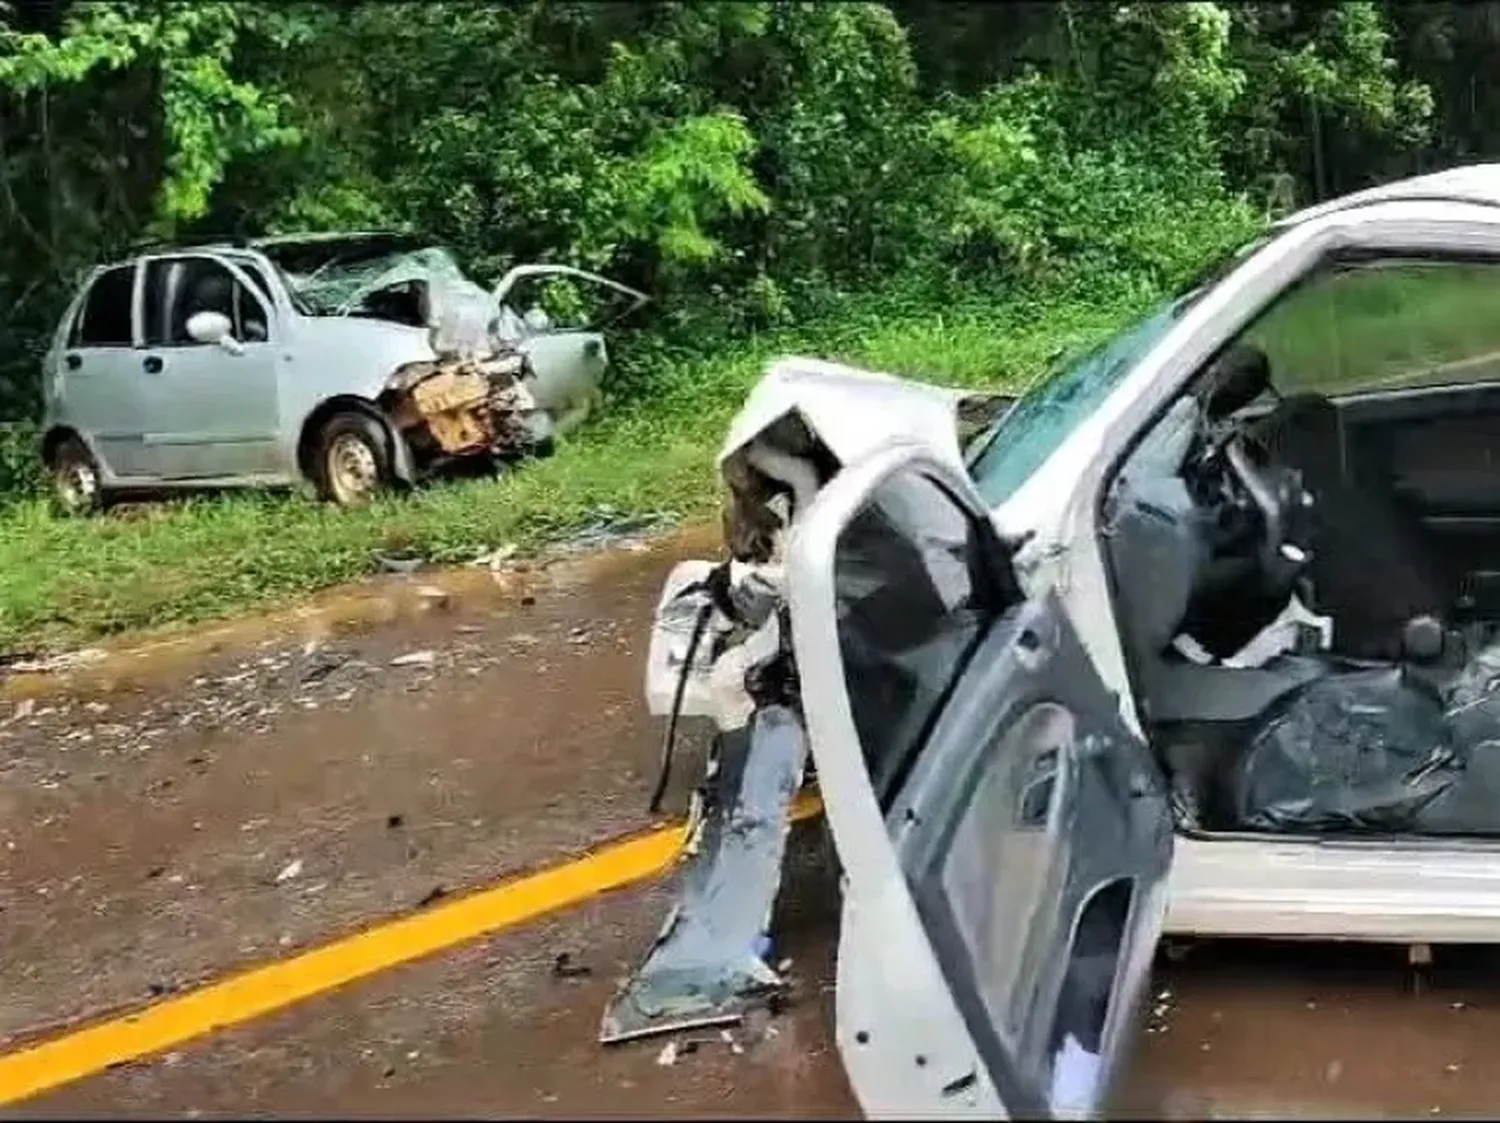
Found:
[492,265,649,429]
[786,442,1173,1120]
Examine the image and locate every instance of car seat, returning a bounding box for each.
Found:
[1253,392,1454,661]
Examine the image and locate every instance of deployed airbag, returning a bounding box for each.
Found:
[1233,649,1500,835]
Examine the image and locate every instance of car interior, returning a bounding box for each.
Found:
[1101,254,1500,839]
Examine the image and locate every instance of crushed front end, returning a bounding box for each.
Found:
[386,349,543,469]
[601,358,1009,1045]
[383,269,554,473]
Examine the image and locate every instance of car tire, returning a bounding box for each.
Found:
[48,435,106,517]
[312,411,397,507]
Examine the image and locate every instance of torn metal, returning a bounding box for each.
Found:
[600,699,809,1044]
[605,357,995,1047]
[385,349,539,462]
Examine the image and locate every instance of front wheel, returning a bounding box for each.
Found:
[312,412,397,507]
[49,436,106,517]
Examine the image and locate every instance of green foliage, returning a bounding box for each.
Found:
[0,278,1142,650]
[0,0,1494,646]
[0,422,41,505]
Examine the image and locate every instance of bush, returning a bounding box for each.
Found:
[0,422,42,504]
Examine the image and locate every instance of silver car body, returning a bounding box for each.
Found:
[39,237,645,492]
[655,163,1500,1119]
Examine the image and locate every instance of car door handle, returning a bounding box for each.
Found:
[143,355,163,374]
[65,353,82,371]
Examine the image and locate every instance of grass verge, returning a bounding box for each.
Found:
[0,282,1146,652]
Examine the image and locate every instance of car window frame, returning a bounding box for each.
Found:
[140,252,277,349]
[69,262,142,350]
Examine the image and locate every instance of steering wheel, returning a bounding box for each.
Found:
[1221,431,1311,596]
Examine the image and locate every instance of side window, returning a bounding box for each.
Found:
[144,257,270,347]
[831,469,1016,804]
[234,260,274,304]
[229,259,276,340]
[72,264,137,348]
[1243,258,1500,397]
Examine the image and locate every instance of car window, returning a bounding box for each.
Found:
[144,257,271,347]
[1243,257,1500,397]
[72,264,137,348]
[831,468,1013,806]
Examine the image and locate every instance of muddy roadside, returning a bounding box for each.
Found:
[0,522,720,1045]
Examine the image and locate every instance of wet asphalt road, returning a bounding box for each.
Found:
[5,531,1500,1118]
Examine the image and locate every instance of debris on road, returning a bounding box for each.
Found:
[555,508,678,556]
[1,647,108,675]
[551,952,592,979]
[375,550,426,575]
[601,704,808,1045]
[275,858,304,884]
[470,543,519,570]
[390,650,438,668]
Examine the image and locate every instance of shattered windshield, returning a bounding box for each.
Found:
[260,240,470,315]
[966,234,1270,508]
[965,297,1197,507]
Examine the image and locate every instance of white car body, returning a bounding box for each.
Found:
[654,163,1500,1119]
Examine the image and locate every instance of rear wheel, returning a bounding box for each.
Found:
[312,412,397,507]
[49,436,105,517]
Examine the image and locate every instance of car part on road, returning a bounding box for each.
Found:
[615,360,996,1052]
[648,597,714,815]
[600,699,810,1045]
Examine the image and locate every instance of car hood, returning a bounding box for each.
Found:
[715,358,1010,560]
[717,358,971,477]
[290,315,437,395]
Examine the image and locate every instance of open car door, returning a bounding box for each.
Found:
[492,265,649,431]
[786,442,1173,1119]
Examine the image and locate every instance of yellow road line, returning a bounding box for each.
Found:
[0,792,824,1107]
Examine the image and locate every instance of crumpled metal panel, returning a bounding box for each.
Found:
[600,703,810,1044]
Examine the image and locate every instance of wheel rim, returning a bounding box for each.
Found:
[326,432,379,505]
[56,458,98,511]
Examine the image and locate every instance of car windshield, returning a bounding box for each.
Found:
[259,239,468,315]
[965,234,1271,507]
[965,296,1197,507]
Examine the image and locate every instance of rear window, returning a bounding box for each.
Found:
[72,264,136,348]
[831,468,1013,804]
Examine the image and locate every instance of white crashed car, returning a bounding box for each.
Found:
[640,163,1500,1119]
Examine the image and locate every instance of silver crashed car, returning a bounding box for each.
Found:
[38,231,646,511]
[618,163,1500,1118]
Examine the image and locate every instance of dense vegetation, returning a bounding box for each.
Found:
[0,0,1493,646]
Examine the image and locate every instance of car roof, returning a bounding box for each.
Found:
[1276,162,1500,229]
[91,230,430,275]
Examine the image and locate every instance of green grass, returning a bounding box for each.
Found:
[0,282,1141,652]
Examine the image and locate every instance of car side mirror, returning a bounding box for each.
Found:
[522,306,552,333]
[186,310,244,355]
